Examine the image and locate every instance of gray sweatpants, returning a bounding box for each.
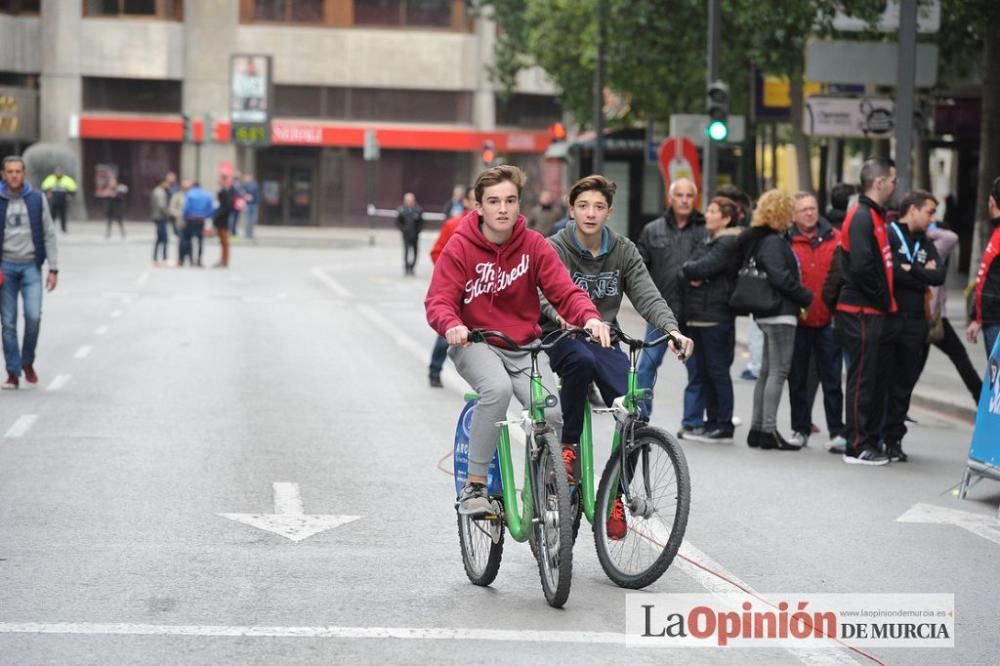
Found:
[450,342,563,477]
[751,322,797,433]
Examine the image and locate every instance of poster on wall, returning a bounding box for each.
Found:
[94,164,118,198]
[230,54,272,146]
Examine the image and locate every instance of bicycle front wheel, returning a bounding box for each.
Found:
[532,432,574,608]
[593,426,690,589]
[457,504,504,587]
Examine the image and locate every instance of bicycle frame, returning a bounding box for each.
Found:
[493,349,549,543]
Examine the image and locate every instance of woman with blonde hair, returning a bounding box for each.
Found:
[740,190,814,450]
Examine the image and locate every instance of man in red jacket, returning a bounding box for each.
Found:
[787,192,846,451]
[967,176,1000,357]
[425,165,610,516]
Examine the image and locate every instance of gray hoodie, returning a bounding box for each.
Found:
[1,182,58,270]
[541,222,678,333]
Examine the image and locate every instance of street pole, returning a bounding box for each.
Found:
[704,0,721,207]
[367,159,375,247]
[895,0,917,195]
[592,0,607,175]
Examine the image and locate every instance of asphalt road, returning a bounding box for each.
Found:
[0,226,996,665]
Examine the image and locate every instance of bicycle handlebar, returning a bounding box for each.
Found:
[468,327,582,352]
[609,324,685,361]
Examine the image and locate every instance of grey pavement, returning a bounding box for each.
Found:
[0,224,996,664]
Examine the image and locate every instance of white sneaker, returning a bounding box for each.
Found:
[790,432,809,447]
[731,416,742,427]
[828,435,847,454]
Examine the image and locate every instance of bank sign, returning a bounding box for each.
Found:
[230,54,272,146]
[0,87,38,141]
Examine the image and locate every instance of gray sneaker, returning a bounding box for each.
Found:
[827,435,847,455]
[456,482,493,516]
[678,426,709,442]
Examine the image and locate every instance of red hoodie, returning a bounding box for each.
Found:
[425,211,600,345]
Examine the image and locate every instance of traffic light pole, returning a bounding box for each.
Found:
[895,0,917,195]
[703,0,721,206]
[592,0,607,175]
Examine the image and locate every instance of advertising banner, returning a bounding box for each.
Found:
[230,54,272,146]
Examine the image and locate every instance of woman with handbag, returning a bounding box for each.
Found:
[680,196,742,441]
[737,190,813,451]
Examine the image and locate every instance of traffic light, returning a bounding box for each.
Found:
[481,140,496,166]
[181,113,193,143]
[705,80,730,143]
[548,122,567,142]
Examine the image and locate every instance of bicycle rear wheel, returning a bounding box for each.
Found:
[593,426,690,589]
[457,501,504,586]
[532,432,574,608]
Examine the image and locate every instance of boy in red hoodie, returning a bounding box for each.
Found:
[425,165,610,516]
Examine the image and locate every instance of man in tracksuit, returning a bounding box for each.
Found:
[0,156,59,389]
[876,190,944,462]
[834,158,896,465]
[967,176,1000,356]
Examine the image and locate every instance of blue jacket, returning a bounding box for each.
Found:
[0,182,47,267]
[182,186,215,220]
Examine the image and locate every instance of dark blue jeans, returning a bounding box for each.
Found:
[985,324,1000,360]
[548,337,629,445]
[153,219,169,261]
[1,261,42,376]
[688,322,736,434]
[637,322,701,425]
[429,335,448,378]
[788,324,844,438]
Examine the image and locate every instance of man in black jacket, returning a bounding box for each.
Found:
[835,158,896,465]
[636,178,707,434]
[397,192,423,276]
[874,190,944,462]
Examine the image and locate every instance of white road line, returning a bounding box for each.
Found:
[897,502,1000,546]
[273,482,305,515]
[0,623,625,644]
[74,346,93,359]
[137,271,149,286]
[111,310,123,319]
[46,374,71,391]
[5,415,38,438]
[310,266,353,298]
[95,325,109,336]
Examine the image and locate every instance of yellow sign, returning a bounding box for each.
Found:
[763,76,823,108]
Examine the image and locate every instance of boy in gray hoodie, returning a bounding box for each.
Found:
[542,175,692,498]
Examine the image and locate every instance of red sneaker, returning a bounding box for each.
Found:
[23,364,37,384]
[1,373,18,390]
[561,445,577,485]
[606,498,627,540]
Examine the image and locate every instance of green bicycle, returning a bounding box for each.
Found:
[570,325,692,589]
[454,328,577,608]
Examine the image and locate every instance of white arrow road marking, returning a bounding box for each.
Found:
[46,374,71,391]
[74,346,92,359]
[5,415,37,438]
[897,502,1000,546]
[219,482,360,542]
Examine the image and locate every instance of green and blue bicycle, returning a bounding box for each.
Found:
[454,325,691,602]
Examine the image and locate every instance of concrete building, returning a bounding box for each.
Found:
[0,0,562,225]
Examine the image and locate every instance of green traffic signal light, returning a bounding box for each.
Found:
[707,120,729,142]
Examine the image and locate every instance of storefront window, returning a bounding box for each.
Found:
[495,94,562,128]
[83,77,182,114]
[84,0,181,19]
[274,85,472,124]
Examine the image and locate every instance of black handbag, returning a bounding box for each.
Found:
[729,238,781,316]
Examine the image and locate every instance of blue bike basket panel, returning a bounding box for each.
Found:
[453,398,503,496]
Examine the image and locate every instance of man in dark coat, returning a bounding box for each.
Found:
[397,192,423,276]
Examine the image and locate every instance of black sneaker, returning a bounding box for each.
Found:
[760,431,802,451]
[884,441,908,462]
[704,429,734,443]
[747,429,761,448]
[842,447,890,466]
[429,375,443,388]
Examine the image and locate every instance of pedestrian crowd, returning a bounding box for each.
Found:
[425,162,1000,492]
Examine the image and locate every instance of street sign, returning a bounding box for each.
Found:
[832,0,940,34]
[363,129,380,161]
[657,137,701,198]
[669,114,746,144]
[806,40,938,87]
[230,54,272,146]
[803,96,895,138]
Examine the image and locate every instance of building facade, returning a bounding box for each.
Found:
[0,0,562,225]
